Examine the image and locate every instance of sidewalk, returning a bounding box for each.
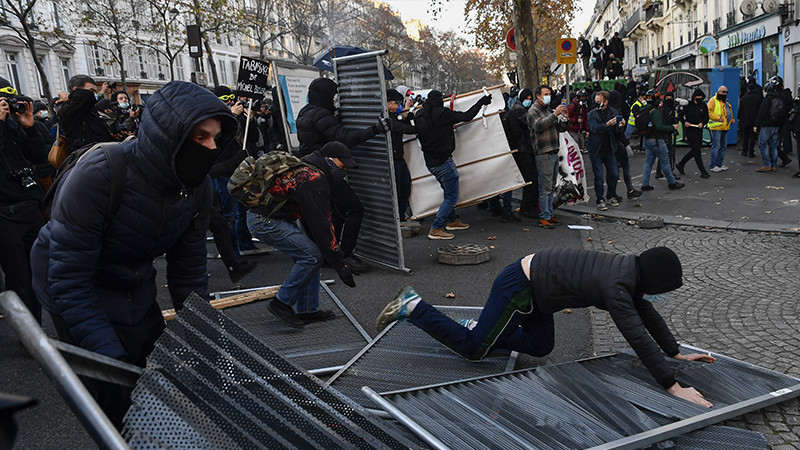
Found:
[561,146,800,233]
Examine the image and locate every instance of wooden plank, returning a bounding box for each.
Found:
[162,286,280,321]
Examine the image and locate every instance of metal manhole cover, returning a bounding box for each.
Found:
[437,244,490,265]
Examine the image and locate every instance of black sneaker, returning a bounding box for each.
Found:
[668,181,685,190]
[627,189,642,199]
[675,163,686,175]
[228,260,257,283]
[343,255,369,275]
[499,212,521,223]
[297,309,336,324]
[641,185,654,191]
[268,299,305,328]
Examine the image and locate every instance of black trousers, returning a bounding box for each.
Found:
[740,125,757,156]
[678,127,706,173]
[50,299,164,429]
[209,192,241,269]
[513,148,539,214]
[0,200,44,323]
[331,182,363,257]
[393,158,412,221]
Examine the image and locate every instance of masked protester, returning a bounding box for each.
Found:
[376,247,717,409]
[655,92,679,180]
[506,88,539,218]
[639,90,685,191]
[57,74,115,156]
[587,90,627,211]
[677,89,710,178]
[30,81,237,428]
[386,89,416,222]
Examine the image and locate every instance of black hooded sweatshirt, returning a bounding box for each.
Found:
[679,88,709,127]
[295,77,378,156]
[414,91,484,167]
[738,87,763,127]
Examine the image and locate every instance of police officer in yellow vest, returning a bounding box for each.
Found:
[707,86,734,172]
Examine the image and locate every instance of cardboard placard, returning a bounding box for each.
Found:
[235,56,271,100]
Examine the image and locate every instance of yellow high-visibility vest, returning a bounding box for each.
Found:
[707,97,730,130]
[628,99,644,126]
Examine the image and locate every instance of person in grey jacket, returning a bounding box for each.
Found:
[376,247,716,408]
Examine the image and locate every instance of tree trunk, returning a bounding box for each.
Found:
[203,36,219,87]
[21,24,52,104]
[512,0,537,88]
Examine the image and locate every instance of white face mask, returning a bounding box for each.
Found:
[642,293,667,303]
[38,110,49,119]
[541,95,551,106]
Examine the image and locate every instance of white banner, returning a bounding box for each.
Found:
[403,86,527,220]
[555,131,590,207]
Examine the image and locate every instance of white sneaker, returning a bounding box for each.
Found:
[710,167,723,172]
[720,165,729,171]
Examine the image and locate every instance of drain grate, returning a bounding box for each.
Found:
[122,293,414,449]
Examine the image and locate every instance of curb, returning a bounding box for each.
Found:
[560,203,800,234]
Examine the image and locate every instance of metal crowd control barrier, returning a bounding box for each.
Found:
[0,291,129,449]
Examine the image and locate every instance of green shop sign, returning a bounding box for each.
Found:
[727,26,767,48]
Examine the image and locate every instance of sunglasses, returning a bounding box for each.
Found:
[218,94,235,101]
[0,86,18,96]
[719,91,728,94]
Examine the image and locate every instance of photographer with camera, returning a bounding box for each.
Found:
[0,77,49,323]
[114,90,140,135]
[58,74,115,157]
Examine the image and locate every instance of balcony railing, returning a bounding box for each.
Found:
[713,18,721,34]
[625,8,643,36]
[726,11,736,28]
[645,4,663,21]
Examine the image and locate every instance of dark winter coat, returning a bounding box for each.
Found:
[529,248,680,389]
[58,88,114,154]
[390,113,417,161]
[645,106,675,141]
[738,89,763,127]
[0,116,49,205]
[587,106,625,155]
[680,90,709,127]
[295,79,378,156]
[755,90,792,128]
[507,100,533,153]
[414,98,484,167]
[30,81,237,361]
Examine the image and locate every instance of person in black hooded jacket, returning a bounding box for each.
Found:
[415,90,492,239]
[295,77,390,156]
[738,83,762,157]
[677,88,710,178]
[386,89,416,221]
[376,247,716,408]
[57,74,115,155]
[30,81,239,427]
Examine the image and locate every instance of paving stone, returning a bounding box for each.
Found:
[772,422,791,432]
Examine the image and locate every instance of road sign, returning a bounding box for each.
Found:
[557,38,578,64]
[506,28,516,51]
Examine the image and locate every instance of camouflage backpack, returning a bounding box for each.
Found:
[227,150,309,216]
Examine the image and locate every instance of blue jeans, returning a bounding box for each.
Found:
[758,126,780,168]
[536,152,559,220]
[427,158,459,229]
[409,259,555,361]
[247,213,320,314]
[642,138,676,186]
[213,176,239,253]
[588,149,618,202]
[709,130,728,169]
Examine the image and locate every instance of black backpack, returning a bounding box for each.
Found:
[635,105,653,136]
[42,142,126,229]
[767,96,787,124]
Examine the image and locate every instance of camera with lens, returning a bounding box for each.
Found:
[8,167,37,190]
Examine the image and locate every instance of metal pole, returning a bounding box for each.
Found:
[361,386,451,450]
[241,97,254,153]
[0,291,129,450]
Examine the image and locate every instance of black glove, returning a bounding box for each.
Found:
[478,94,492,106]
[372,116,392,134]
[332,259,356,287]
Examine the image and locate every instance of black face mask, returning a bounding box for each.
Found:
[693,97,703,103]
[663,99,674,108]
[596,101,605,109]
[174,139,220,188]
[717,94,727,102]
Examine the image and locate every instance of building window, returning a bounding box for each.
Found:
[36,55,51,96]
[60,58,71,89]
[5,52,23,93]
[48,1,61,29]
[175,54,184,81]
[218,58,228,84]
[88,42,103,76]
[230,60,237,84]
[137,47,147,78]
[762,36,779,83]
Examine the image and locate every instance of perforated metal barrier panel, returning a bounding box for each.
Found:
[122,293,415,449]
[375,347,800,449]
[221,283,369,372]
[334,52,406,271]
[327,306,516,409]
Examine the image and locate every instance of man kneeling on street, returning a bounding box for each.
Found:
[376,247,716,407]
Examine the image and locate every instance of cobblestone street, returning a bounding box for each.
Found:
[584,218,800,448]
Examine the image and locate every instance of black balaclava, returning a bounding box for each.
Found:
[425,90,444,109]
[638,247,683,294]
[307,77,338,111]
[175,137,221,188]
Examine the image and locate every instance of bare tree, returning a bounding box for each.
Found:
[244,0,292,61]
[343,1,414,81]
[75,0,137,91]
[1,0,56,102]
[186,0,245,87]
[280,0,360,65]
[135,0,187,81]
